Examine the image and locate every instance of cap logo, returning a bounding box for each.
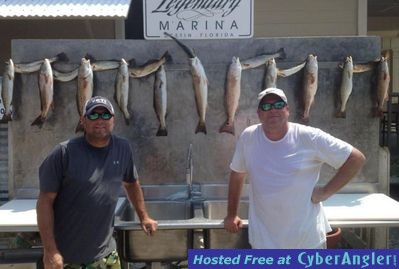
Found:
[84,96,115,116]
[93,98,107,105]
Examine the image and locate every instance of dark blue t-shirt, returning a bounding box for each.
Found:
[39,135,138,264]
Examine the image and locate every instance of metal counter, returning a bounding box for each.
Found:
[1,194,399,231]
[0,198,126,232]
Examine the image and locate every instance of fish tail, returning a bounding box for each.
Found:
[277,48,286,60]
[123,111,130,125]
[75,120,84,133]
[56,52,69,62]
[156,126,168,136]
[195,121,207,134]
[31,115,45,127]
[1,113,12,122]
[84,53,96,62]
[164,32,196,58]
[335,111,346,118]
[162,51,173,63]
[219,120,235,135]
[128,58,136,67]
[300,115,310,125]
[373,107,384,118]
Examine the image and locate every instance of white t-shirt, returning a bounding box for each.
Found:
[230,122,353,249]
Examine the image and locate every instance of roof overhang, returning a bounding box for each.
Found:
[0,0,132,19]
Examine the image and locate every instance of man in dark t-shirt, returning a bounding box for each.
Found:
[37,96,158,268]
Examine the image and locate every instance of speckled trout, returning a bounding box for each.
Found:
[336,56,354,118]
[302,54,318,125]
[2,59,14,121]
[53,68,78,82]
[153,65,168,136]
[264,58,306,89]
[375,57,390,118]
[128,51,171,78]
[115,58,130,125]
[220,56,241,135]
[14,52,68,73]
[240,48,286,70]
[165,32,208,134]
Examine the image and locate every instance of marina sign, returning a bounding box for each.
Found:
[143,0,253,39]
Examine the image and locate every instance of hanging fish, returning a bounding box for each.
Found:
[153,65,168,136]
[264,58,278,89]
[240,48,286,70]
[14,52,68,73]
[115,58,130,125]
[263,59,306,89]
[302,54,318,124]
[353,63,374,73]
[278,61,307,77]
[31,59,54,127]
[128,52,171,78]
[0,77,2,111]
[375,57,390,118]
[335,56,373,118]
[382,50,391,61]
[191,57,208,134]
[2,59,14,121]
[91,61,120,72]
[220,56,242,135]
[53,68,79,82]
[83,53,121,72]
[336,56,353,118]
[165,32,208,134]
[76,58,93,132]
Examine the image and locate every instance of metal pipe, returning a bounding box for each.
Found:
[186,143,193,196]
[115,219,248,230]
[0,248,43,263]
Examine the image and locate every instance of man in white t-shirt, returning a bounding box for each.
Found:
[224,87,365,249]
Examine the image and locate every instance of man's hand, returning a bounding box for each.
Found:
[224,215,243,233]
[43,250,63,269]
[311,186,328,203]
[312,148,366,204]
[141,217,158,236]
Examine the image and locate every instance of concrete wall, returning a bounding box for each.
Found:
[10,37,381,197]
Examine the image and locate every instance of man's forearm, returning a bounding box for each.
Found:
[36,193,58,252]
[321,147,366,199]
[227,171,246,218]
[124,180,149,221]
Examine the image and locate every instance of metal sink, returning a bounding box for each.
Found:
[203,200,251,249]
[115,200,193,262]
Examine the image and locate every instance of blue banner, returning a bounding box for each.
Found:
[188,249,399,269]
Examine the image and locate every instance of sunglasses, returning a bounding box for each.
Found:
[86,112,113,121]
[259,100,286,111]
